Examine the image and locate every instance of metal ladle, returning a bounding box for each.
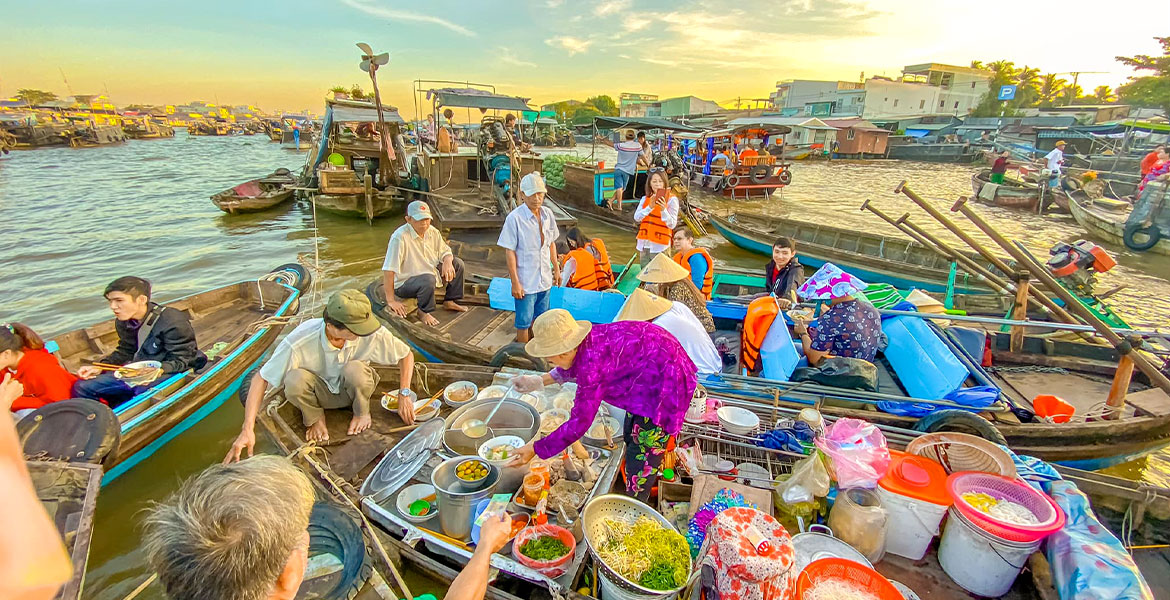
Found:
[459,384,514,439]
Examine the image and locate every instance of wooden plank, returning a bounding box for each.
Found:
[1125,387,1170,417]
[1106,355,1136,419]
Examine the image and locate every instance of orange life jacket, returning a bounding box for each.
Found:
[741,296,780,374]
[673,248,713,300]
[636,196,672,246]
[564,239,614,291]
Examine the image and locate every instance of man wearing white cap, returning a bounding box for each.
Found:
[498,172,560,343]
[381,200,467,326]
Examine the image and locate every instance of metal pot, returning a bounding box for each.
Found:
[444,397,539,493]
[431,456,500,540]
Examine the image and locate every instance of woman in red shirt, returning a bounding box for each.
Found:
[1,323,77,414]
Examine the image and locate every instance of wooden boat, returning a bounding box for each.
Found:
[29,460,102,600]
[254,362,1160,600]
[50,267,306,482]
[687,122,795,199]
[888,142,979,163]
[971,170,1042,211]
[1067,184,1170,256]
[0,116,71,148]
[122,116,175,139]
[311,190,401,221]
[708,211,1001,294]
[257,362,623,600]
[211,170,297,214]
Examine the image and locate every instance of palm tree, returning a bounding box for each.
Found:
[970,60,985,70]
[1064,84,1084,105]
[1093,85,1117,103]
[1038,74,1068,106]
[986,60,1018,85]
[1015,66,1041,106]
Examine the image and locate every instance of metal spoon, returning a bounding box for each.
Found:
[460,384,514,438]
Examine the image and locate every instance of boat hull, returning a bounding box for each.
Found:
[312,192,399,220]
[709,212,998,294]
[1068,189,1170,256]
[971,171,1042,210]
[212,188,294,214]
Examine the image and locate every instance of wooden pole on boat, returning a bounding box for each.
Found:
[1009,272,1031,353]
[895,181,1014,274]
[859,200,1015,296]
[949,196,1082,325]
[1011,240,1170,399]
[1106,353,1137,420]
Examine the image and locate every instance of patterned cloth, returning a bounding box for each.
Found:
[535,321,698,459]
[808,299,883,362]
[623,414,669,501]
[1139,161,1170,192]
[797,262,867,301]
[699,507,796,600]
[661,281,715,332]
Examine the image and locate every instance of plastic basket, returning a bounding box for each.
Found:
[511,523,576,578]
[906,432,1016,477]
[795,558,902,600]
[946,471,1065,542]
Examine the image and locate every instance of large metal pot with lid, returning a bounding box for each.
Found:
[431,456,500,540]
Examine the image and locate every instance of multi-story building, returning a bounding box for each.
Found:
[769,80,863,112]
[619,93,659,117]
[901,63,991,116]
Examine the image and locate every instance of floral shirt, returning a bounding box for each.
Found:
[807,299,883,362]
[662,281,715,332]
[534,321,698,459]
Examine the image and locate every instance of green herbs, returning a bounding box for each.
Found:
[519,535,571,561]
[597,517,691,591]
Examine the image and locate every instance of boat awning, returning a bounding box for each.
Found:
[592,116,702,132]
[429,88,531,112]
[331,104,405,124]
[904,129,931,138]
[1037,129,1093,139]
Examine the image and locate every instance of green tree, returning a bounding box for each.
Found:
[583,95,618,116]
[15,89,57,106]
[569,105,601,125]
[970,60,1024,116]
[349,85,367,99]
[1015,66,1041,106]
[1092,85,1117,103]
[1038,74,1068,106]
[1116,35,1170,119]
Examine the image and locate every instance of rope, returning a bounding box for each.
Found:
[118,573,158,600]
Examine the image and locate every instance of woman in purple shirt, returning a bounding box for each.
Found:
[510,309,697,500]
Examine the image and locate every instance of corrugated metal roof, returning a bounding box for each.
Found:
[330,104,405,124]
[1037,130,1092,139]
[727,116,836,130]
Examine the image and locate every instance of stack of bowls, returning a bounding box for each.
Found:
[717,406,760,435]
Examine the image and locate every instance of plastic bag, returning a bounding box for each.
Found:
[814,418,890,488]
[791,357,879,392]
[1044,480,1154,600]
[776,453,830,505]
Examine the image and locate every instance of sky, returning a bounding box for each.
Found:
[0,0,1164,117]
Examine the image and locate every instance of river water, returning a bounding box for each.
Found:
[1,133,1167,599]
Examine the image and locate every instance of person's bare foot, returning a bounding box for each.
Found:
[305,419,329,442]
[348,414,372,436]
[443,300,468,313]
[420,312,440,326]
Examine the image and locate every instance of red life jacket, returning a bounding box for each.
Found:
[741,296,780,374]
[564,239,614,291]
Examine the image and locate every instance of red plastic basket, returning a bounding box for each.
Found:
[946,471,1065,542]
[796,558,902,600]
[511,524,576,578]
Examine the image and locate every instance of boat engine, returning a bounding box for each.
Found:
[1046,240,1117,297]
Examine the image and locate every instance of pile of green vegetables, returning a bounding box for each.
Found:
[519,535,571,561]
[542,154,588,189]
[597,516,691,591]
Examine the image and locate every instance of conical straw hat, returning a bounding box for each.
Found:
[616,288,673,322]
[636,253,689,283]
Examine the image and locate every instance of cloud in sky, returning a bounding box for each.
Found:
[594,0,631,16]
[545,36,593,55]
[338,0,476,37]
[498,47,536,68]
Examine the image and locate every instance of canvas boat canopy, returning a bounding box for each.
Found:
[592,116,703,132]
[428,88,531,112]
[330,103,405,124]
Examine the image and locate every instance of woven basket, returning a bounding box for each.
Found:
[906,432,1016,477]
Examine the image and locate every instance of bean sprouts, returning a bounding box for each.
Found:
[802,580,879,600]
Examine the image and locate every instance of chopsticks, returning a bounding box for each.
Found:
[88,363,125,371]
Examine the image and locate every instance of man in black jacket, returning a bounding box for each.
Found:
[73,276,206,408]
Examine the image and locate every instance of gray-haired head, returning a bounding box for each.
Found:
[142,455,316,600]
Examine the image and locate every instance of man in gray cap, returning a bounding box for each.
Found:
[382,200,467,326]
[224,290,414,457]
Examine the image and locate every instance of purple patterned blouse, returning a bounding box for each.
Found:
[533,321,698,459]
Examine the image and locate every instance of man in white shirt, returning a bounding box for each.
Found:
[498,172,560,343]
[610,130,642,211]
[616,288,721,374]
[382,200,467,327]
[223,290,415,458]
[1043,140,1066,188]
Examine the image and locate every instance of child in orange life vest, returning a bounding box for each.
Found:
[633,169,679,266]
[559,227,614,291]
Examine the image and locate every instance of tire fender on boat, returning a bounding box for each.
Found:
[1123,222,1162,251]
[777,169,793,186]
[912,409,1008,446]
[749,165,771,183]
[306,502,372,599]
[268,263,312,293]
[489,342,548,372]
